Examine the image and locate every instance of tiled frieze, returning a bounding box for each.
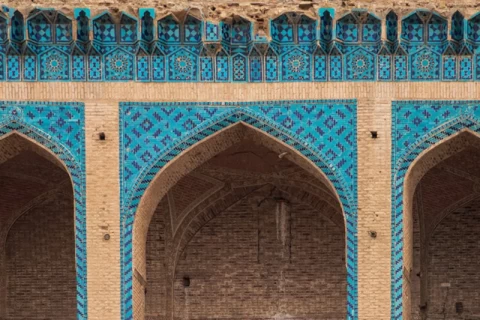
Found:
[0,7,479,82]
[0,101,87,319]
[391,100,480,320]
[119,100,358,319]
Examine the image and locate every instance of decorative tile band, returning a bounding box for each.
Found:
[0,101,87,319]
[391,100,480,319]
[0,8,479,82]
[119,100,358,319]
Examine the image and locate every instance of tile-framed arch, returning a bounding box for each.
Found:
[0,101,87,319]
[119,100,359,319]
[391,100,480,320]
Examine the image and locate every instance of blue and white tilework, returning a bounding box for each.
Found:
[0,7,480,82]
[119,100,358,320]
[0,101,86,319]
[391,100,480,320]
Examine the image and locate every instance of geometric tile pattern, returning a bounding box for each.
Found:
[2,8,480,82]
[0,101,86,320]
[391,101,480,320]
[119,100,359,320]
[281,48,311,81]
[345,48,375,80]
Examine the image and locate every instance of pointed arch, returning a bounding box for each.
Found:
[0,104,87,319]
[120,103,358,320]
[392,101,480,320]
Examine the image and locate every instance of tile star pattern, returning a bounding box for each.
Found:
[119,100,359,320]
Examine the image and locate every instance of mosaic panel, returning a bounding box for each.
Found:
[158,15,180,43]
[23,54,36,80]
[28,13,52,43]
[271,14,294,43]
[314,54,327,81]
[200,56,213,81]
[391,100,480,320]
[442,55,457,80]
[55,14,72,43]
[0,101,86,319]
[345,48,375,81]
[265,51,279,81]
[460,56,473,80]
[105,48,134,81]
[378,55,392,81]
[119,100,358,320]
[140,9,154,42]
[93,13,116,43]
[281,48,311,81]
[120,14,138,43]
[215,51,229,81]
[410,49,440,80]
[0,16,7,42]
[167,48,197,81]
[184,15,202,44]
[39,48,69,80]
[1,8,480,82]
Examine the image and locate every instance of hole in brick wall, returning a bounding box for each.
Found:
[98,132,106,140]
[370,131,378,139]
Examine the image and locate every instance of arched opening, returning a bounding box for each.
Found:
[404,130,480,319]
[0,133,76,319]
[132,123,347,319]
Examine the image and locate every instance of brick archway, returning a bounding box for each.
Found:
[0,123,87,319]
[393,117,480,319]
[122,106,358,320]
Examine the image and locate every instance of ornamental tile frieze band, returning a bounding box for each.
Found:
[391,100,480,320]
[119,100,358,319]
[0,7,479,82]
[0,101,87,319]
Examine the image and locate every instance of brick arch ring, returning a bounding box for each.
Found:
[391,115,480,320]
[120,106,358,320]
[0,114,87,319]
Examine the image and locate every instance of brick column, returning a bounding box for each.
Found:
[85,101,121,319]
[357,97,392,320]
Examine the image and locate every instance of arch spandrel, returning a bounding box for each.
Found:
[119,100,358,320]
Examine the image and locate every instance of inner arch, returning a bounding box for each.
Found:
[0,132,76,319]
[132,122,348,319]
[403,130,480,319]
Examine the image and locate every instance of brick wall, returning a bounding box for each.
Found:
[410,143,480,319]
[146,187,346,320]
[0,136,76,320]
[5,191,76,320]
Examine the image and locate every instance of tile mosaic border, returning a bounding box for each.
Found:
[0,101,87,319]
[391,100,480,319]
[119,100,358,319]
[0,8,479,82]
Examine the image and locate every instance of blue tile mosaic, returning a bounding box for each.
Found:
[0,8,480,82]
[391,100,480,320]
[140,9,154,42]
[0,101,86,319]
[119,100,358,320]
